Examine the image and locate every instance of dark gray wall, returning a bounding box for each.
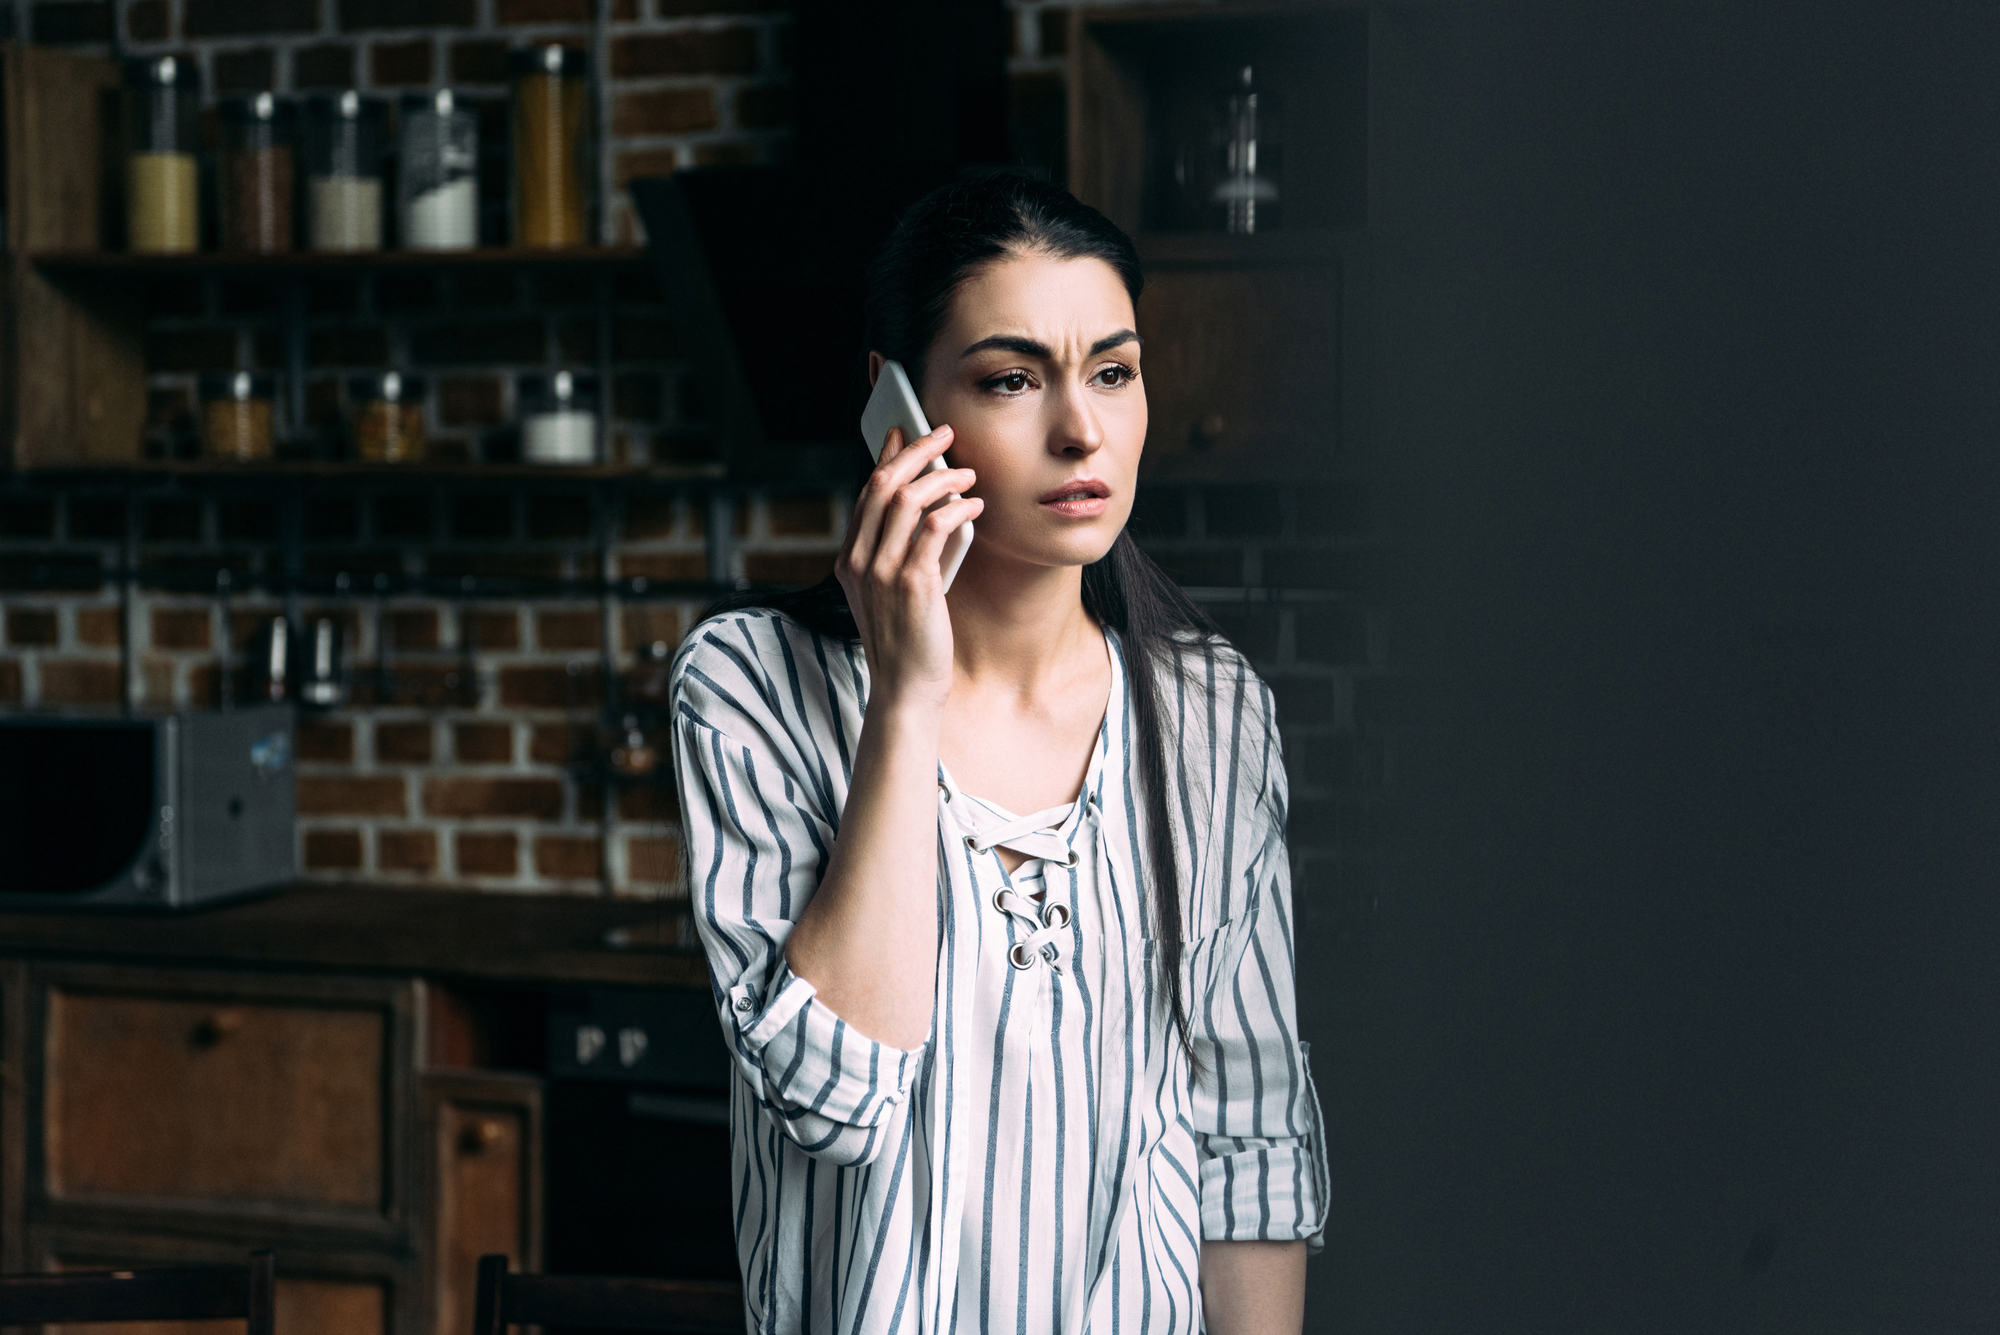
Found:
[1303,3,2000,1330]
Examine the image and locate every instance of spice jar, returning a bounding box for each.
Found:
[219,93,297,253]
[304,91,385,251]
[351,372,427,462]
[398,89,479,250]
[519,370,598,464]
[1210,65,1282,235]
[124,55,199,253]
[199,371,277,461]
[511,45,591,248]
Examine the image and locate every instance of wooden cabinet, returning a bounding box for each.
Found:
[420,1073,540,1335]
[1070,3,1372,484]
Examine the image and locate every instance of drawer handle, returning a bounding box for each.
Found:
[192,1010,245,1048]
[460,1119,506,1155]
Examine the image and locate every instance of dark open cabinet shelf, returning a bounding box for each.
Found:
[28,246,651,275]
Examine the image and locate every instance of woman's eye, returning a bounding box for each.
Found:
[1094,363,1138,387]
[982,371,1032,394]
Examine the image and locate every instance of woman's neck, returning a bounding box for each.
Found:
[943,548,1099,696]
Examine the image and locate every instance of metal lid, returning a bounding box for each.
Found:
[198,370,275,399]
[307,90,385,121]
[400,88,464,117]
[518,370,599,407]
[220,92,297,124]
[508,44,589,76]
[125,54,199,89]
[349,371,426,402]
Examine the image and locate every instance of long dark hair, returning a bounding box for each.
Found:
[722,173,1218,1055]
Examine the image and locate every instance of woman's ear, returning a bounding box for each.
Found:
[867,351,884,388]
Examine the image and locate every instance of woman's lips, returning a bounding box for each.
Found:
[1039,479,1111,518]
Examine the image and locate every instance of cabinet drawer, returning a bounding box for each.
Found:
[32,966,413,1227]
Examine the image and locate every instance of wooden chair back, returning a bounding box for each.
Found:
[472,1254,741,1334]
[0,1250,275,1331]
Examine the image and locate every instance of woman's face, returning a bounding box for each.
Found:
[902,250,1146,574]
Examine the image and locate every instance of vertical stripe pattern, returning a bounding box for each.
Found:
[672,610,1328,1335]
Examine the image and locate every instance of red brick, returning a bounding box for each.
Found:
[456,831,518,877]
[619,552,706,582]
[303,828,364,871]
[529,722,585,766]
[498,664,603,709]
[374,720,434,764]
[424,776,564,820]
[536,608,600,651]
[428,553,567,582]
[621,495,678,541]
[347,663,467,709]
[39,659,119,705]
[370,38,433,86]
[377,828,438,874]
[293,41,355,88]
[126,0,169,40]
[744,551,834,585]
[611,28,757,77]
[215,47,277,93]
[534,835,601,881]
[626,834,682,885]
[439,375,504,426]
[620,606,679,655]
[339,0,473,28]
[0,660,20,702]
[613,148,679,190]
[613,87,717,137]
[186,0,316,37]
[296,719,355,763]
[693,140,760,168]
[141,657,176,707]
[150,607,211,651]
[618,783,676,823]
[385,607,439,650]
[75,607,120,647]
[612,0,634,16]
[6,608,58,647]
[735,83,791,129]
[496,0,588,19]
[298,774,407,817]
[449,38,509,84]
[469,609,521,650]
[454,721,513,764]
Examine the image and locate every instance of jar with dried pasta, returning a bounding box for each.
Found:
[199,371,277,461]
[351,371,427,463]
[510,44,591,248]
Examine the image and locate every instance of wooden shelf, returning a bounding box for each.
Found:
[23,457,726,481]
[26,244,651,276]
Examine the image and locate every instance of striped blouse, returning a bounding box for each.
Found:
[671,608,1328,1335]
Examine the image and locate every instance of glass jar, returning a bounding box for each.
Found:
[199,371,277,461]
[351,371,427,462]
[511,44,591,248]
[398,89,479,250]
[124,55,200,253]
[219,93,297,253]
[519,370,598,464]
[1210,65,1282,234]
[304,91,385,251]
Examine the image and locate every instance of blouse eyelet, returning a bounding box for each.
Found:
[1008,943,1036,970]
[1042,902,1071,930]
[964,835,979,850]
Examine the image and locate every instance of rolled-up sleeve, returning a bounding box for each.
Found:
[673,631,924,1166]
[1189,723,1331,1250]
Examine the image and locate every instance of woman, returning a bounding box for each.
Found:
[671,173,1326,1335]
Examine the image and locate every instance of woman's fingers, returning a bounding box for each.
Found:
[869,468,976,582]
[906,495,983,576]
[843,426,956,582]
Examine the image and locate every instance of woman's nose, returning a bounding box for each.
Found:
[1049,385,1104,456]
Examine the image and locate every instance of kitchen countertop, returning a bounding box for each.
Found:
[0,882,709,988]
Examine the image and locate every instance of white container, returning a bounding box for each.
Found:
[521,370,599,464]
[398,89,478,250]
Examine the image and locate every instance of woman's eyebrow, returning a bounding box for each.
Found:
[959,329,1144,359]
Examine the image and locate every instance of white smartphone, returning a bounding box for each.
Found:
[858,359,974,592]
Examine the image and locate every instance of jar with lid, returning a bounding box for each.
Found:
[304,91,385,251]
[511,45,591,248]
[1209,65,1282,234]
[200,371,277,460]
[519,370,598,464]
[398,89,479,250]
[219,93,297,253]
[351,372,427,462]
[124,55,199,253]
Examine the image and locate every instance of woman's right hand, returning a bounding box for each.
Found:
[836,424,984,713]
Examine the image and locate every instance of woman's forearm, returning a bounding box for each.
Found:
[1201,1240,1307,1335]
[781,693,944,1050]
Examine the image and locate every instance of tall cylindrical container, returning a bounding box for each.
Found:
[398,89,479,250]
[124,55,200,253]
[219,93,297,254]
[511,45,591,248]
[304,91,386,251]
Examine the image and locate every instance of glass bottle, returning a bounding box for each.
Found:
[519,370,599,464]
[1210,65,1282,235]
[304,91,386,251]
[351,371,427,462]
[199,371,278,461]
[219,93,297,254]
[124,55,200,253]
[511,44,592,248]
[398,89,479,250]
